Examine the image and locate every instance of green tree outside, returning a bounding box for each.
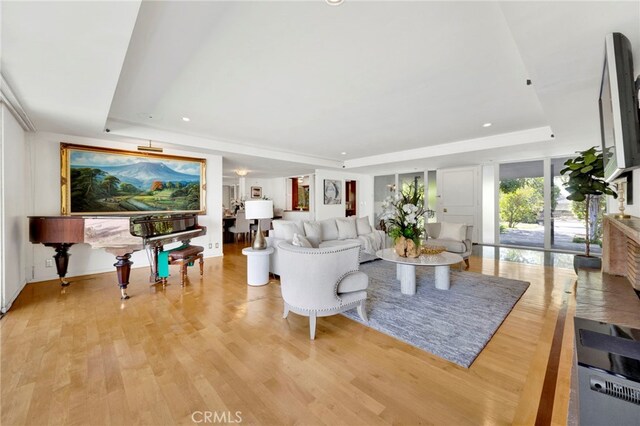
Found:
[499,185,542,228]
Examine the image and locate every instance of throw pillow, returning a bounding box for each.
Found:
[336,218,358,240]
[303,221,323,246]
[292,233,313,248]
[273,220,301,241]
[356,216,373,235]
[320,219,339,241]
[439,222,466,240]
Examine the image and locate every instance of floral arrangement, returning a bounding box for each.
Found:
[231,198,245,212]
[380,182,426,245]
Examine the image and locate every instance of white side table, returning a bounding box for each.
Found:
[242,247,274,286]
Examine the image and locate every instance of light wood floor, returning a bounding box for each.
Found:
[1,243,578,425]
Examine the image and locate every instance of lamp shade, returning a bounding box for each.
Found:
[244,200,273,220]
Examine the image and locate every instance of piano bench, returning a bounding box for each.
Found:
[166,245,204,286]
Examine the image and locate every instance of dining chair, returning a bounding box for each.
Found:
[229,211,250,242]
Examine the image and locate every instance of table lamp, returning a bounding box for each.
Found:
[245,199,273,250]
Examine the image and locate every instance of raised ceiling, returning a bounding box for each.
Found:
[2,1,639,177]
[109,1,547,162]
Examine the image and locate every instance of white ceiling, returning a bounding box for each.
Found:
[1,1,140,135]
[2,1,639,178]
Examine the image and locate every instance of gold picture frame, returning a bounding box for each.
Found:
[60,143,207,215]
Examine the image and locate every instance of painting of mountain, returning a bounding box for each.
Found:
[91,161,200,190]
[62,144,205,214]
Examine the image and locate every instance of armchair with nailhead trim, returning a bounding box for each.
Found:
[277,241,369,339]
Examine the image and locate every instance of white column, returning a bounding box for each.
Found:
[482,164,496,245]
[544,157,551,249]
[239,177,247,199]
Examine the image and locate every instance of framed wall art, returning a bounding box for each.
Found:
[323,179,342,205]
[251,186,262,198]
[60,143,206,215]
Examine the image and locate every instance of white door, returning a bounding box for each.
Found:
[436,166,480,242]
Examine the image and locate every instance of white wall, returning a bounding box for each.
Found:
[314,169,374,222]
[28,132,223,282]
[242,176,286,211]
[1,105,29,312]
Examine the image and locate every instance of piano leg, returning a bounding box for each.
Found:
[46,243,74,286]
[150,246,161,283]
[113,254,133,300]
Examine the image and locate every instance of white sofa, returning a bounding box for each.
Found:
[266,216,386,275]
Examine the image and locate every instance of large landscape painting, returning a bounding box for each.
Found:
[61,144,206,215]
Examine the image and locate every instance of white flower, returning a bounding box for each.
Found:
[404,213,416,225]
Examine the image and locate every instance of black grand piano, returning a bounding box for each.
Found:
[29,213,206,299]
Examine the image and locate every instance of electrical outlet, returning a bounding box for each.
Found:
[208,243,212,249]
[215,243,219,248]
[45,259,53,268]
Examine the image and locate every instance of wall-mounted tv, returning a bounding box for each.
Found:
[600,32,640,182]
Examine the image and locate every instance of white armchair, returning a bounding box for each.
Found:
[425,222,473,269]
[278,241,369,339]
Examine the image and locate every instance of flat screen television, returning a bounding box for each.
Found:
[599,32,640,182]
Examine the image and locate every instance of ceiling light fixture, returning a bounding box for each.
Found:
[326,0,344,5]
[482,123,492,128]
[341,152,347,155]
[182,117,191,122]
[137,140,163,153]
[235,169,248,177]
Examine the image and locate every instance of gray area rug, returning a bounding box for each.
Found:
[342,260,530,368]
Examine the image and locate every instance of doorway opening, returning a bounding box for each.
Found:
[287,176,310,211]
[345,180,357,216]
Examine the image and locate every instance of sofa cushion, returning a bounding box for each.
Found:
[273,220,304,241]
[336,218,358,240]
[357,231,385,254]
[426,239,466,253]
[303,221,323,247]
[292,233,313,248]
[337,271,368,293]
[439,222,466,240]
[320,219,339,241]
[356,216,373,235]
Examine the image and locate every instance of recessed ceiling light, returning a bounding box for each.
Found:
[482,123,492,128]
[326,0,344,5]
[341,152,347,155]
[182,117,191,122]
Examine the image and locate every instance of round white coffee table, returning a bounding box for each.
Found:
[376,248,463,295]
[242,247,274,286]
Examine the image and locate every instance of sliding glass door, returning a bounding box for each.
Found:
[550,157,601,254]
[495,157,602,254]
[498,160,544,248]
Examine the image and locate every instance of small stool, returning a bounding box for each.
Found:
[166,245,204,286]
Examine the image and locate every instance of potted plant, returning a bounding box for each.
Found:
[380,182,425,257]
[560,146,617,271]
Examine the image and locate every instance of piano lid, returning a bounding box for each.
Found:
[130,213,199,238]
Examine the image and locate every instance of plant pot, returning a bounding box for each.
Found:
[573,254,601,273]
[394,236,420,258]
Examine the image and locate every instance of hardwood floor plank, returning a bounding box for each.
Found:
[1,244,578,425]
